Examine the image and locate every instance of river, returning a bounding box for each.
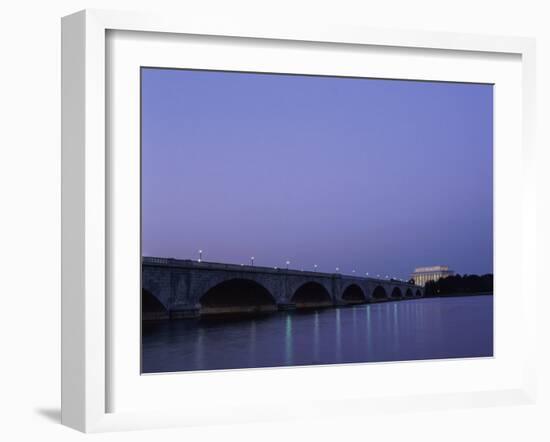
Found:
[141,295,493,373]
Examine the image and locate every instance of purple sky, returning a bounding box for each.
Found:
[141,68,493,279]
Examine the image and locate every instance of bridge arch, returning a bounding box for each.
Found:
[372,285,388,300]
[405,288,413,298]
[291,281,332,308]
[142,268,172,309]
[341,283,367,304]
[189,271,281,306]
[391,287,403,299]
[199,278,277,316]
[142,288,169,320]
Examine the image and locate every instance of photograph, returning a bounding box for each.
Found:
[140,67,494,374]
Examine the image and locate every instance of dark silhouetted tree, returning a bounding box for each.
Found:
[423,274,493,296]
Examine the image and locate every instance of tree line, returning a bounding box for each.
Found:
[422,274,493,297]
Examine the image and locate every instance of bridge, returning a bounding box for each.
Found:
[142,257,424,319]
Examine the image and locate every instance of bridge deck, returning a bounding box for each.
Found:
[142,256,418,288]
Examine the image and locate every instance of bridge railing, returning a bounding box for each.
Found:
[142,256,423,288]
[142,257,171,264]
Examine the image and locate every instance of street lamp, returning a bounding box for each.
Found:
[336,266,340,273]
[286,260,290,269]
[314,264,318,272]
[366,272,369,276]
[352,270,356,274]
[198,249,202,262]
[251,256,255,266]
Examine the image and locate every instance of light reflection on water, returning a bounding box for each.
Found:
[142,295,493,374]
[335,308,342,362]
[313,311,320,363]
[248,320,256,367]
[285,314,293,365]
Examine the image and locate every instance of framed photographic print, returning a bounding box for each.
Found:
[140,67,493,374]
[61,9,538,432]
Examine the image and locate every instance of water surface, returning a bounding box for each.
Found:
[142,295,493,373]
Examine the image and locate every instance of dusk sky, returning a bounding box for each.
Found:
[141,68,493,280]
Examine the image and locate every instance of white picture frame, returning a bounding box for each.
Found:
[61,9,537,433]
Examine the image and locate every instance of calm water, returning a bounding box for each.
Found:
[141,295,493,373]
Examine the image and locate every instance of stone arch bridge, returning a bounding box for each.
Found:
[142,257,424,319]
